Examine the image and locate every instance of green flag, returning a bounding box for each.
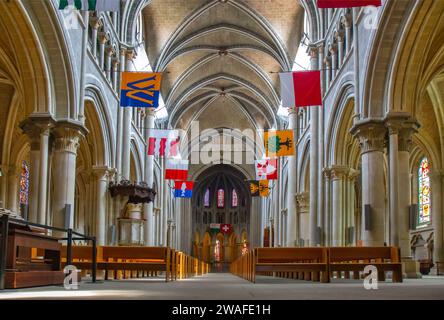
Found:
[59,0,120,11]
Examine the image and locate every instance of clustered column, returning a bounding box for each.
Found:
[286,108,298,247]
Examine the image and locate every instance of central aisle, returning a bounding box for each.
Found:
[1,273,444,300]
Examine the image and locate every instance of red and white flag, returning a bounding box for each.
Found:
[148,129,180,157]
[220,224,233,234]
[165,159,189,181]
[280,71,322,108]
[255,159,278,180]
[317,0,381,8]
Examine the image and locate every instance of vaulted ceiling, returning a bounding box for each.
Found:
[142,0,305,133]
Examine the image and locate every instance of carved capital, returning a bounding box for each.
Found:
[384,112,420,152]
[20,115,56,150]
[125,48,137,61]
[330,165,349,180]
[350,120,386,154]
[52,121,88,155]
[105,45,116,57]
[89,16,102,30]
[92,166,110,181]
[98,32,109,45]
[296,192,309,210]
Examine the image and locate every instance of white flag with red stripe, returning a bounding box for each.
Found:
[147,129,180,157]
[165,159,189,180]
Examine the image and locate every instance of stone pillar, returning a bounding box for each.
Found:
[89,17,102,59]
[317,45,325,245]
[112,58,120,91]
[105,46,115,81]
[329,44,338,79]
[51,123,87,233]
[121,49,136,180]
[37,124,52,225]
[386,122,401,246]
[323,168,332,246]
[337,31,344,66]
[351,120,386,246]
[309,46,319,246]
[342,14,352,54]
[143,108,156,245]
[115,48,126,178]
[296,193,309,246]
[430,170,444,274]
[324,57,331,87]
[98,32,108,70]
[331,166,349,246]
[93,166,109,245]
[286,108,298,246]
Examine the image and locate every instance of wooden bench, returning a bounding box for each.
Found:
[329,247,403,283]
[61,245,98,269]
[99,246,174,282]
[253,248,330,283]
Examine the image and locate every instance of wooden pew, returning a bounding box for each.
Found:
[253,248,330,283]
[99,246,173,282]
[328,247,403,283]
[61,245,99,270]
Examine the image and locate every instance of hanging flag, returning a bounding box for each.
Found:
[264,130,295,157]
[210,223,221,233]
[148,129,180,157]
[249,181,260,197]
[165,159,188,181]
[280,71,322,108]
[220,224,233,234]
[317,0,381,8]
[174,181,194,198]
[120,72,162,108]
[59,0,120,11]
[248,180,270,197]
[255,159,278,180]
[259,180,270,197]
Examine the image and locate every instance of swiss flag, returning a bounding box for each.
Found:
[317,0,382,8]
[280,71,322,108]
[220,224,233,234]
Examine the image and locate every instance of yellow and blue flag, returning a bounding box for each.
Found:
[120,72,162,108]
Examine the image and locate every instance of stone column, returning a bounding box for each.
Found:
[323,168,332,246]
[351,120,386,246]
[115,48,126,178]
[347,169,360,246]
[398,120,421,278]
[51,123,87,233]
[296,193,309,246]
[98,32,108,70]
[112,58,120,91]
[324,57,331,88]
[37,124,52,225]
[105,46,115,81]
[143,108,156,245]
[342,14,352,54]
[89,17,102,59]
[121,49,136,180]
[337,31,344,66]
[331,166,349,246]
[430,170,444,274]
[329,44,338,79]
[386,121,401,246]
[309,46,319,246]
[93,166,109,245]
[286,108,298,246]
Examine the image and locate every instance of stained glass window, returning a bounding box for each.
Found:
[19,160,29,205]
[204,189,210,207]
[418,158,431,225]
[232,189,238,207]
[217,189,224,208]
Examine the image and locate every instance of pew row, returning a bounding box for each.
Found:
[61,246,209,282]
[231,247,403,284]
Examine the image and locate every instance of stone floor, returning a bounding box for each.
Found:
[1,273,444,300]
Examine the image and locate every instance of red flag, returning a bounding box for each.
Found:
[280,71,322,108]
[317,0,381,8]
[220,224,233,234]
